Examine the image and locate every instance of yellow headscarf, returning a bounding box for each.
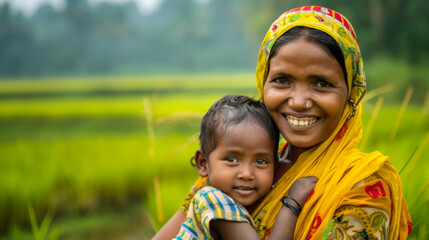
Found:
[253,6,411,239]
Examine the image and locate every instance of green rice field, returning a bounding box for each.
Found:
[0,74,428,239]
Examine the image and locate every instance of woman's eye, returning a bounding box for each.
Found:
[274,78,290,85]
[314,80,333,88]
[225,156,238,163]
[255,159,268,165]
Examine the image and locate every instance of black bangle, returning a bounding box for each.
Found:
[283,196,302,211]
[280,196,301,216]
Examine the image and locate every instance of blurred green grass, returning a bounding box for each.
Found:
[0,72,428,239]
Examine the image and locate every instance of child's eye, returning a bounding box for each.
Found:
[225,156,239,163]
[314,79,333,88]
[255,159,269,165]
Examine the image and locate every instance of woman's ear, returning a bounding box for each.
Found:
[195,149,209,177]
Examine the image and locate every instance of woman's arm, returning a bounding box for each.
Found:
[326,175,392,239]
[151,210,186,240]
[329,205,389,239]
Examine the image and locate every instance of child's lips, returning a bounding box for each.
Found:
[233,186,255,196]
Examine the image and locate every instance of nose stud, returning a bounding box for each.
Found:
[305,100,309,110]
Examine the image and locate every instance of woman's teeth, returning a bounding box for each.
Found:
[287,118,317,126]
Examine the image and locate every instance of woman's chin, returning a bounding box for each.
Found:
[284,134,316,148]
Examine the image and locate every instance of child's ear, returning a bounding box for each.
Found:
[195,149,209,177]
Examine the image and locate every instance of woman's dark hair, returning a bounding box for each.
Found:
[269,26,347,83]
[197,95,279,163]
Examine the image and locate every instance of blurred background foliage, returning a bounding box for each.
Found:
[0,0,428,239]
[0,0,428,102]
[0,0,428,72]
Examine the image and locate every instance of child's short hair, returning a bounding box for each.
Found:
[199,95,279,160]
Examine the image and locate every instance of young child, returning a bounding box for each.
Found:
[174,95,317,240]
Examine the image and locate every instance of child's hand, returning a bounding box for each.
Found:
[269,176,318,239]
[288,176,318,207]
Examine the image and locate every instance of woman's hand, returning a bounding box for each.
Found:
[288,176,318,208]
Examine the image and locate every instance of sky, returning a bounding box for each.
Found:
[0,0,163,15]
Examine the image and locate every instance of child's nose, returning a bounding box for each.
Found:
[237,164,254,180]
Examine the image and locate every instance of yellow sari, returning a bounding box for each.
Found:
[252,5,412,240]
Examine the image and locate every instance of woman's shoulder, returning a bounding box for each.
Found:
[351,173,386,189]
[344,173,392,214]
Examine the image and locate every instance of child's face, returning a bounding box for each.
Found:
[203,121,275,207]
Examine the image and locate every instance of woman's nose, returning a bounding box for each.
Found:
[287,85,310,111]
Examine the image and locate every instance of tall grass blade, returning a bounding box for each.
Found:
[38,208,54,240]
[28,204,41,240]
[417,231,429,240]
[423,90,429,114]
[154,176,164,223]
[390,87,413,140]
[27,205,62,240]
[406,130,429,172]
[399,146,418,175]
[409,180,429,212]
[143,97,155,160]
[47,228,63,240]
[362,85,393,103]
[361,96,384,150]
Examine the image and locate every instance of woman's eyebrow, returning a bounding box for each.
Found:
[270,72,293,78]
[308,74,330,80]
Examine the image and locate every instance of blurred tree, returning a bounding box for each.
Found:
[0,0,428,77]
[0,4,39,76]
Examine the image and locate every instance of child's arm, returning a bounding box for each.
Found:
[210,209,297,240]
[210,220,260,239]
[268,176,318,240]
[209,176,318,240]
[267,201,299,239]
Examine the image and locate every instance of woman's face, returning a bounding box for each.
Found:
[263,38,348,149]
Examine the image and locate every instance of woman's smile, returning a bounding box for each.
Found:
[284,114,318,127]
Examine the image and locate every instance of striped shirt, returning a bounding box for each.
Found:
[174,186,254,240]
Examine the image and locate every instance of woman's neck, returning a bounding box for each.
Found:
[274,144,309,182]
[284,144,308,163]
